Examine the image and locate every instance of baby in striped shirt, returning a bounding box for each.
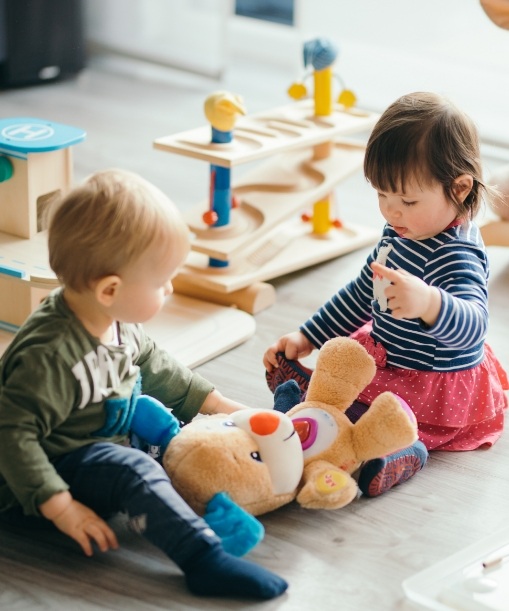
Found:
[264,91,508,497]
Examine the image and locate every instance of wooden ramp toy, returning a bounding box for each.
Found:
[154,99,380,310]
[154,99,376,168]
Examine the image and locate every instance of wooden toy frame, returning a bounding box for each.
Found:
[0,118,83,330]
[154,99,381,309]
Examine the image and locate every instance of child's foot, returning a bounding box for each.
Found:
[184,547,288,600]
[357,441,428,498]
[266,352,312,395]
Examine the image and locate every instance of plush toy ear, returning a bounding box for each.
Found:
[273,380,302,414]
[306,337,376,409]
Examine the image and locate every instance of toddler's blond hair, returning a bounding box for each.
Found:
[48,169,190,291]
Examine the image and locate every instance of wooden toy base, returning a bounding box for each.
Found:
[177,218,379,295]
[172,277,276,314]
[154,102,381,312]
[143,293,256,368]
[0,293,256,369]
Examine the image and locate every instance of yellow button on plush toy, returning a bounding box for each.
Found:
[316,470,349,494]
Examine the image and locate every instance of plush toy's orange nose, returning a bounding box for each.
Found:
[249,411,280,435]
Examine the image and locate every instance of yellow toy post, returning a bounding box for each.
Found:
[314,65,334,117]
[288,37,356,235]
[154,60,379,314]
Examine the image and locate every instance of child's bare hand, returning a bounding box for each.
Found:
[371,261,441,325]
[40,492,118,557]
[200,389,251,415]
[263,332,314,371]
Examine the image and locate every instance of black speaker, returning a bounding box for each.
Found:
[0,0,86,88]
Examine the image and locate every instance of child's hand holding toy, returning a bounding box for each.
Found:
[371,261,441,325]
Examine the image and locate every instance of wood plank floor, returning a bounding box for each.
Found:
[0,52,508,611]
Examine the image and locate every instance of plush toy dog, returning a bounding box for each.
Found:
[162,408,303,517]
[161,337,418,517]
[130,395,269,557]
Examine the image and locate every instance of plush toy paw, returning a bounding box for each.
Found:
[296,460,358,510]
[130,395,181,453]
[353,391,418,460]
[204,492,264,557]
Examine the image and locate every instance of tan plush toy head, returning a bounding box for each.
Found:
[162,337,418,516]
[163,410,302,516]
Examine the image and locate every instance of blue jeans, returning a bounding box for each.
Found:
[1,442,221,569]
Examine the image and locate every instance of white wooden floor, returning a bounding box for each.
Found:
[0,52,508,611]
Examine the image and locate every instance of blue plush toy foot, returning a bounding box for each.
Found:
[130,395,181,454]
[204,492,264,557]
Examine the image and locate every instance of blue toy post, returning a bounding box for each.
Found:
[202,92,246,268]
[207,128,233,268]
[209,127,233,228]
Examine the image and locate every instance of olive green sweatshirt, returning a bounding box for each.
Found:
[0,289,213,516]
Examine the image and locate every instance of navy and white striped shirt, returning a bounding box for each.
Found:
[300,222,489,372]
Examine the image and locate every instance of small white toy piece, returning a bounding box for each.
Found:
[373,243,393,311]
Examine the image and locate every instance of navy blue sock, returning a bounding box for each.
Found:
[345,400,369,423]
[274,379,302,413]
[182,547,288,600]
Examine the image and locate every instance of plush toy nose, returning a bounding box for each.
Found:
[249,411,280,436]
[232,408,304,495]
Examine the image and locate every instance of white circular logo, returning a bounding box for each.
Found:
[2,123,55,142]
